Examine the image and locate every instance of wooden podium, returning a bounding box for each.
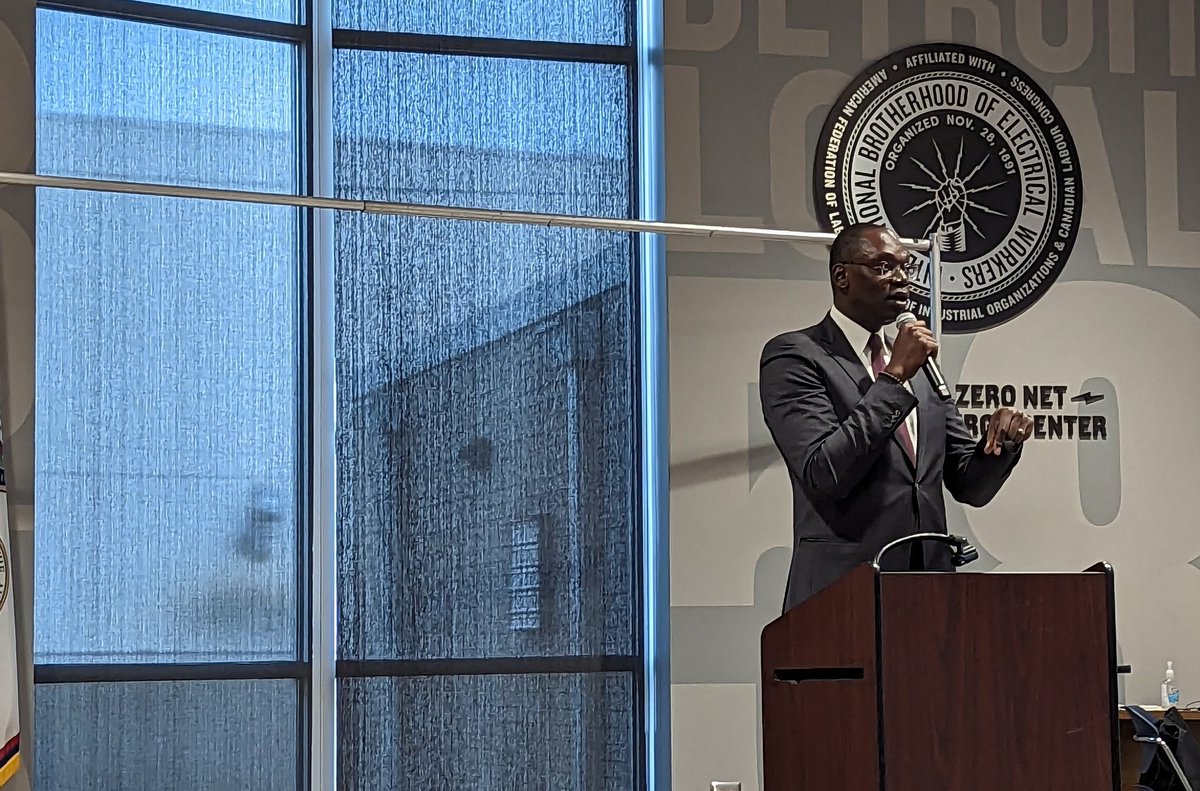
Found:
[761,562,1120,790]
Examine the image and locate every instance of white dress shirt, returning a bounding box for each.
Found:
[828,305,919,457]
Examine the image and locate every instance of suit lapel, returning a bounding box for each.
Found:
[819,315,916,473]
[815,313,872,396]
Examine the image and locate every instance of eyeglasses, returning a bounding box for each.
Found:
[840,260,918,279]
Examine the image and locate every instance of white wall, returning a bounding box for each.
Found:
[665,1,1200,788]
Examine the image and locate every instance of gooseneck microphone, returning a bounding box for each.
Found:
[871,532,980,570]
[895,311,952,401]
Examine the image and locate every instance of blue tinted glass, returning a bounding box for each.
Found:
[339,674,635,789]
[334,216,634,661]
[35,11,301,663]
[37,680,298,790]
[333,50,630,216]
[126,0,295,23]
[38,10,298,192]
[333,51,635,661]
[334,0,629,45]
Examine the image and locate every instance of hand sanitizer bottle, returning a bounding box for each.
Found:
[1161,661,1180,708]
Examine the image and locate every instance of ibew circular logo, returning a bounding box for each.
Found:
[0,536,8,614]
[814,43,1082,333]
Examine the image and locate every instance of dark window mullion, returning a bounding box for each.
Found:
[35,660,309,684]
[295,663,312,791]
[297,3,316,790]
[336,656,640,678]
[629,52,648,790]
[332,28,635,65]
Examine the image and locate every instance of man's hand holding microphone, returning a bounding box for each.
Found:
[884,313,1034,456]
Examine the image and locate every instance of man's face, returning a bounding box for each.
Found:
[834,228,913,327]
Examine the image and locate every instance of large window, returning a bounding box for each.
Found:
[33,1,649,789]
[330,8,641,789]
[34,5,305,789]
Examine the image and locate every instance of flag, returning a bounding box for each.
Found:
[0,428,20,787]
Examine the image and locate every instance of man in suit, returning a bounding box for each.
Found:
[759,223,1034,611]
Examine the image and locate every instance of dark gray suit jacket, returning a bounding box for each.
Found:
[759,313,1021,611]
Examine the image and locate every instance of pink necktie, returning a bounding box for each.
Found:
[868,333,916,464]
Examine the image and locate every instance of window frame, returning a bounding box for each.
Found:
[32,2,316,789]
[30,0,663,788]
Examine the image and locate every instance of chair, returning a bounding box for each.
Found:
[1125,705,1195,791]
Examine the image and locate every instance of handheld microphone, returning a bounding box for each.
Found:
[896,311,951,401]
